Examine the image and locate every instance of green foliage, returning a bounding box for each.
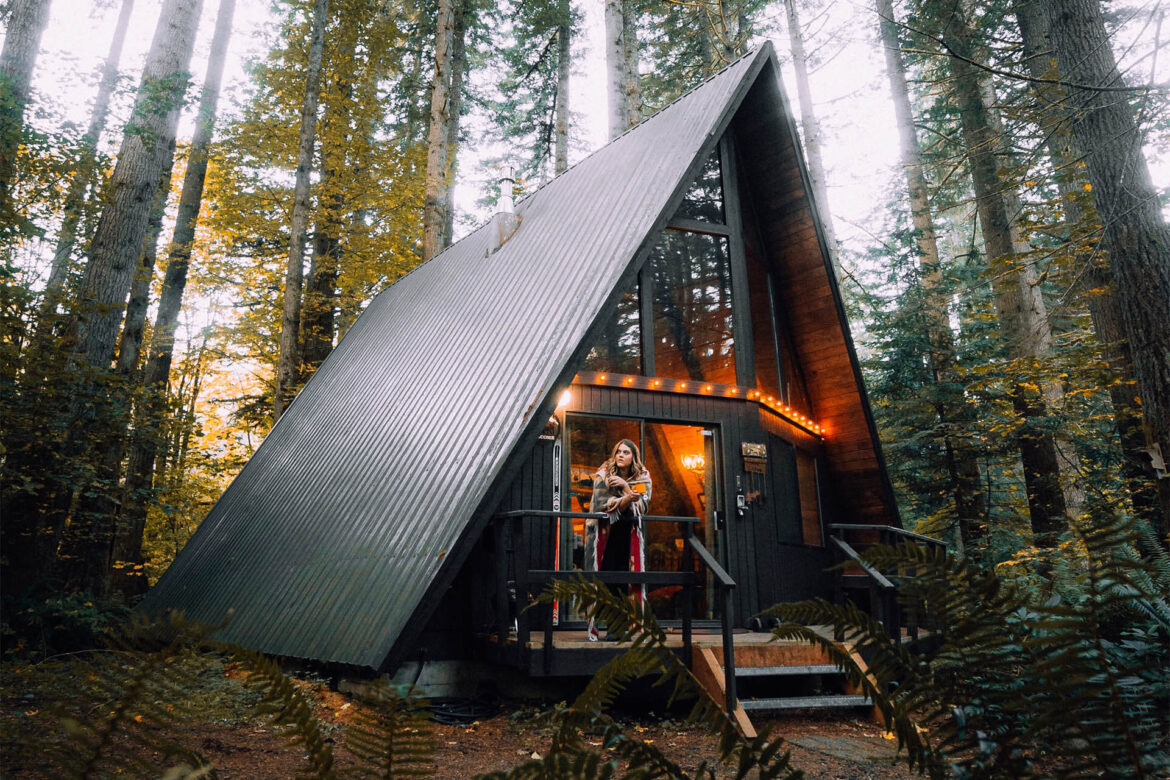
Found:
[0,590,132,661]
[343,681,436,778]
[771,515,1170,779]
[1,612,440,779]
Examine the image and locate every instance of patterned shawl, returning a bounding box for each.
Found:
[585,466,653,575]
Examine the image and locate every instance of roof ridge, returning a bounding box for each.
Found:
[473,44,772,228]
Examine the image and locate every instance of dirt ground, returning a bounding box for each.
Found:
[185,702,916,778]
[2,661,919,778]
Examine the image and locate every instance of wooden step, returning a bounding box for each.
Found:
[740,694,870,711]
[734,664,843,678]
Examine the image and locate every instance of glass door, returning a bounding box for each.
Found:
[642,422,721,621]
[562,414,723,623]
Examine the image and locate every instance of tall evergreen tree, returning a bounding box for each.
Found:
[0,0,52,238]
[875,0,986,548]
[0,0,204,595]
[1046,0,1170,539]
[422,0,457,260]
[275,0,329,420]
[37,0,134,332]
[485,0,577,184]
[941,3,1081,546]
[115,0,238,595]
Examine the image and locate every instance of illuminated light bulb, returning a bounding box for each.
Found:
[730,388,738,394]
[678,382,687,390]
[557,389,572,408]
[703,385,712,392]
[766,396,773,402]
[598,374,607,381]
[624,376,634,384]
[652,379,661,387]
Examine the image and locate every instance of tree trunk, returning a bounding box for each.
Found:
[945,12,1078,546]
[1046,0,1170,539]
[301,9,358,374]
[0,0,52,224]
[604,0,626,140]
[621,0,641,130]
[422,0,455,261]
[113,0,236,595]
[1013,1,1165,536]
[39,0,134,325]
[441,0,466,247]
[274,0,329,420]
[783,0,838,280]
[116,152,176,378]
[876,0,985,548]
[554,12,570,175]
[37,0,204,595]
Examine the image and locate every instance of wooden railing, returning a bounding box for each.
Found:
[828,524,946,644]
[493,510,739,713]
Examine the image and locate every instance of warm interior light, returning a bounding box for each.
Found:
[598,374,607,381]
[678,382,687,390]
[703,384,712,392]
[730,387,738,394]
[623,376,634,384]
[681,453,705,472]
[557,389,572,408]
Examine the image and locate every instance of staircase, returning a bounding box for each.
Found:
[692,640,875,737]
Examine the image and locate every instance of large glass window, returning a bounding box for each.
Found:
[582,280,641,375]
[746,243,782,401]
[650,230,737,385]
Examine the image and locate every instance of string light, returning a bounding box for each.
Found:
[572,372,823,437]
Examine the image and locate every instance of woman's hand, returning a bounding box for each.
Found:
[603,497,621,512]
[606,474,629,493]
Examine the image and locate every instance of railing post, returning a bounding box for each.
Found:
[722,586,736,714]
[543,582,555,675]
[512,516,530,652]
[681,521,694,669]
[494,516,510,643]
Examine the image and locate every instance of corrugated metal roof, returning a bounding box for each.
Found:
[141,47,775,668]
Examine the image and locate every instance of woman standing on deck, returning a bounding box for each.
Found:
[587,439,652,640]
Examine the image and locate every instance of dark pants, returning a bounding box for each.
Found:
[600,512,634,597]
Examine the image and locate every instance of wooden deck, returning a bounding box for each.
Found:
[475,626,840,679]
[522,626,837,650]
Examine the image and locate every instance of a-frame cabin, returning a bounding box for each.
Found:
[143,45,912,704]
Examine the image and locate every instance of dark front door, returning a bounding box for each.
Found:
[753,434,801,609]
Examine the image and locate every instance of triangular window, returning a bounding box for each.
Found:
[673,149,724,224]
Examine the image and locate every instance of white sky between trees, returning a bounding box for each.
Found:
[14,0,1170,342]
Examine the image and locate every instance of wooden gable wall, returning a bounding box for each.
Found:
[731,65,898,528]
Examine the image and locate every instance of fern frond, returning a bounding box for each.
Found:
[212,642,337,779]
[535,577,801,779]
[341,681,435,778]
[43,612,217,779]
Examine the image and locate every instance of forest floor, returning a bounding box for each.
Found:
[1,658,918,778]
